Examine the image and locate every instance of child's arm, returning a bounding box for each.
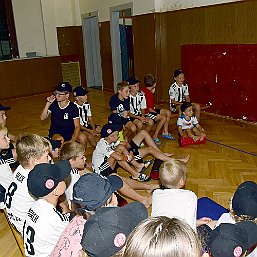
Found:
[71,118,80,142]
[177,126,186,137]
[88,116,96,131]
[40,95,55,120]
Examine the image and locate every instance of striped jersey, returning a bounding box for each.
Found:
[129,92,147,116]
[169,82,189,103]
[74,101,92,128]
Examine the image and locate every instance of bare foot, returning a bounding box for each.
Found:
[141,196,152,209]
[146,183,160,194]
[179,155,190,163]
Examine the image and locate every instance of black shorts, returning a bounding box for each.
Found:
[128,140,142,162]
[146,109,161,122]
[99,163,119,177]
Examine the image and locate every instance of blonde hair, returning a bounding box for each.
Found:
[16,133,51,167]
[117,81,129,91]
[60,141,85,161]
[159,160,187,188]
[230,210,257,224]
[120,216,202,257]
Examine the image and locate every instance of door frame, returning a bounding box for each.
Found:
[110,3,133,92]
[81,11,103,89]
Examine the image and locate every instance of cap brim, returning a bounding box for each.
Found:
[55,160,71,180]
[0,106,11,111]
[108,175,123,192]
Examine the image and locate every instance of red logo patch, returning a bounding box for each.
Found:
[45,179,54,189]
[233,246,242,257]
[113,233,126,247]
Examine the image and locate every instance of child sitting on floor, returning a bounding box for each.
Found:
[141,74,174,145]
[5,133,51,234]
[0,125,12,208]
[169,69,201,121]
[177,102,206,143]
[152,160,211,230]
[50,172,124,257]
[73,86,101,149]
[24,161,71,256]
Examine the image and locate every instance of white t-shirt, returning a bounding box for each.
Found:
[65,168,80,207]
[5,165,35,234]
[0,158,13,190]
[74,101,92,128]
[169,82,189,103]
[23,199,70,257]
[152,188,197,230]
[92,138,115,174]
[177,115,199,130]
[129,93,147,116]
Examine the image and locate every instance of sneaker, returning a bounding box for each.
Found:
[130,173,151,182]
[161,133,175,140]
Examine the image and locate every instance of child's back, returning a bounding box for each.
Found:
[151,159,197,230]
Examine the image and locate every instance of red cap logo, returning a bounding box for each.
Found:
[114,233,126,247]
[45,179,55,189]
[233,246,242,257]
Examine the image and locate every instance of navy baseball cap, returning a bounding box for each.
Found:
[232,181,257,219]
[73,173,123,211]
[73,86,89,97]
[173,69,184,78]
[0,104,11,111]
[45,137,62,150]
[56,82,72,93]
[81,202,148,257]
[126,77,140,85]
[208,221,257,257]
[108,113,127,127]
[101,123,122,138]
[28,160,71,198]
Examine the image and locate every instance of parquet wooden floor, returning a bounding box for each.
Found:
[1,89,257,256]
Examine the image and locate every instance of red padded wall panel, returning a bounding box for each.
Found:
[181,45,257,122]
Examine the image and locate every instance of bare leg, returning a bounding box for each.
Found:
[160,109,171,135]
[122,176,159,192]
[152,114,166,139]
[139,146,174,161]
[76,132,88,149]
[192,102,201,121]
[132,130,161,151]
[144,118,154,132]
[112,175,152,208]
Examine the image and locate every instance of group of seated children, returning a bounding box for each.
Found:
[1,69,255,257]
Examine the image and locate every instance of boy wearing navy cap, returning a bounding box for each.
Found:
[81,201,148,257]
[73,86,101,149]
[208,221,257,257]
[92,122,150,182]
[23,160,71,257]
[40,82,80,144]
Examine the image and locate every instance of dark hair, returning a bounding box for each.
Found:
[144,74,156,87]
[180,102,192,113]
[173,69,184,78]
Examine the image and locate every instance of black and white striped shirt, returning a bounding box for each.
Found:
[129,93,147,116]
[169,82,189,103]
[74,101,92,128]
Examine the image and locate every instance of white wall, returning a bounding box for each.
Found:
[12,0,46,57]
[79,0,155,22]
[12,0,59,57]
[155,0,243,12]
